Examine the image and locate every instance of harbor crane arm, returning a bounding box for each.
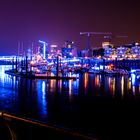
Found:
[104,35,128,43]
[80,32,112,36]
[80,32,112,50]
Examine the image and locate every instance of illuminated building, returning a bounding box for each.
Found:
[103,42,140,60]
[80,50,90,57]
[49,44,58,58]
[131,44,140,58]
[50,45,58,54]
[38,40,48,59]
[61,41,77,58]
[116,46,127,58]
[103,42,115,59]
[102,42,113,49]
[27,48,32,60]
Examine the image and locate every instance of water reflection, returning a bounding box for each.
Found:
[121,76,124,97]
[36,80,47,118]
[131,74,136,86]
[0,65,18,112]
[69,80,72,96]
[50,80,56,93]
[88,74,140,98]
[95,75,100,88]
[1,65,140,139]
[1,65,140,120]
[84,73,88,90]
[107,77,116,96]
[0,65,17,89]
[128,77,131,90]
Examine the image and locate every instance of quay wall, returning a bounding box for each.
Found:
[0,60,13,65]
[1,59,140,69]
[81,59,140,69]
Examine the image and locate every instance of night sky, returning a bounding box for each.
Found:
[0,0,140,55]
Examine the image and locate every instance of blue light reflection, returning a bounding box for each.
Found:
[37,80,48,118]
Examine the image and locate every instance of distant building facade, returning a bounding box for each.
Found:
[103,42,140,60]
[38,41,48,59]
[61,41,77,58]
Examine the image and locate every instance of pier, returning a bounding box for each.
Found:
[5,70,78,80]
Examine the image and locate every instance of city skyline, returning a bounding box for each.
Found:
[0,0,140,55]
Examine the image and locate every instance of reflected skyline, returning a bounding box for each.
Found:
[1,65,140,139]
[1,65,140,99]
[36,80,48,119]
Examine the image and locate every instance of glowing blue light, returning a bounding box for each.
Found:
[100,65,103,70]
[39,40,48,59]
[43,43,46,59]
[131,74,136,85]
[37,80,47,117]
[39,40,46,44]
[131,69,136,73]
[137,75,140,79]
[94,67,100,70]
[42,81,46,93]
[60,58,80,63]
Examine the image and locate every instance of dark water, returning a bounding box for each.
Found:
[0,65,140,139]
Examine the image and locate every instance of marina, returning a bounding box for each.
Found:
[0,0,140,139]
[1,45,140,140]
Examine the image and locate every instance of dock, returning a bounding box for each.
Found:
[5,70,78,80]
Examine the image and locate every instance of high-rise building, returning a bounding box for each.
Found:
[102,42,114,59]
[48,44,58,58]
[38,40,48,59]
[131,44,140,58]
[61,41,77,58]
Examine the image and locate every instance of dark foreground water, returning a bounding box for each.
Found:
[0,65,140,139]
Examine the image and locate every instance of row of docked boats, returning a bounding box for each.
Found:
[28,60,139,77]
[32,65,130,76]
[88,68,129,76]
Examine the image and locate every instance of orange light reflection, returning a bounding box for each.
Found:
[95,75,100,88]
[84,73,88,89]
[121,76,124,97]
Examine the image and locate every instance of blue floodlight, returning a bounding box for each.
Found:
[39,40,46,44]
[38,40,48,59]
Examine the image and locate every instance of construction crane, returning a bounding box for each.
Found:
[104,35,128,43]
[80,32,112,50]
